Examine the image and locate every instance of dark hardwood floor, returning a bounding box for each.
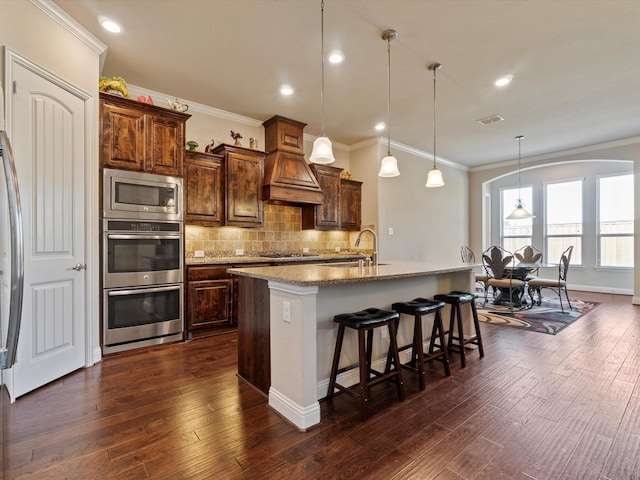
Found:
[6,291,640,479]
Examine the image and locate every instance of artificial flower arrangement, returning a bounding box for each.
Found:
[98,76,129,98]
[340,170,355,180]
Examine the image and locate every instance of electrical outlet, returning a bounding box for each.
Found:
[381,327,388,339]
[283,301,291,323]
[335,247,341,253]
[235,248,244,256]
[303,247,309,253]
[388,227,394,235]
[194,250,205,258]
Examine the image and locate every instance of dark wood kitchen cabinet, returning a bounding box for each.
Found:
[340,178,362,231]
[99,92,190,176]
[212,144,265,227]
[186,266,235,336]
[184,151,225,226]
[302,164,341,230]
[302,166,362,231]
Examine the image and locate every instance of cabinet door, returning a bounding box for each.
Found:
[340,179,362,231]
[226,150,264,227]
[185,152,224,226]
[187,279,234,330]
[100,100,146,171]
[146,114,184,176]
[302,165,341,230]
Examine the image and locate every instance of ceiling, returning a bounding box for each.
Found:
[55,0,640,168]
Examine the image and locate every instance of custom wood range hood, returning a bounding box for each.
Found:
[262,115,323,205]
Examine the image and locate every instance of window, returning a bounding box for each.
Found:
[545,179,582,264]
[501,186,532,253]
[598,174,633,267]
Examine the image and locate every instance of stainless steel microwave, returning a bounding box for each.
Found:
[103,168,182,221]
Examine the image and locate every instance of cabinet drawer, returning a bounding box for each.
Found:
[187,266,230,281]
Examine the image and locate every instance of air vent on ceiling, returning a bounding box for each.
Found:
[478,114,504,125]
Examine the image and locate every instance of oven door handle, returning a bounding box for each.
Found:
[106,234,182,241]
[107,285,182,296]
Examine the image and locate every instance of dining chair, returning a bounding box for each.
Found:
[482,246,525,310]
[527,246,574,313]
[514,245,543,278]
[460,246,488,300]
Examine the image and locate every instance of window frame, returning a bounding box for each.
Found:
[542,177,584,266]
[500,184,533,252]
[596,172,634,269]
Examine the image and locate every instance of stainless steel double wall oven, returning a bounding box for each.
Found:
[102,168,184,353]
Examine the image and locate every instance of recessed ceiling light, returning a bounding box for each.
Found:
[280,85,294,96]
[495,75,513,87]
[328,51,344,64]
[100,17,122,33]
[374,122,385,131]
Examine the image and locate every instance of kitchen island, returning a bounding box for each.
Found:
[228,261,474,430]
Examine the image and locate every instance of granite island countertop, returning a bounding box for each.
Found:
[227,261,472,286]
[185,253,365,266]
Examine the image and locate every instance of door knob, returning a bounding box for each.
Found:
[71,263,87,271]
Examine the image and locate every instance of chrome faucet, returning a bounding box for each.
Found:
[355,228,378,267]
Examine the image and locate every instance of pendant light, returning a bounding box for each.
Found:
[309,0,335,164]
[506,135,535,219]
[378,29,400,177]
[425,62,445,187]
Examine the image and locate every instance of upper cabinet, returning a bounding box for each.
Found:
[212,144,265,228]
[99,92,190,177]
[302,165,362,231]
[302,165,341,230]
[184,151,225,226]
[339,178,362,231]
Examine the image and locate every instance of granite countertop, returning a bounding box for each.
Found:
[185,253,365,266]
[226,261,473,286]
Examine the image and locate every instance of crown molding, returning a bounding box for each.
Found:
[127,84,263,127]
[470,135,640,173]
[30,0,108,56]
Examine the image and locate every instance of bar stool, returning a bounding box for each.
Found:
[432,291,484,368]
[389,298,450,390]
[327,307,405,421]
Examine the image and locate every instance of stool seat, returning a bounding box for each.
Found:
[434,292,476,304]
[432,290,484,368]
[334,308,399,329]
[327,307,404,421]
[390,298,450,390]
[392,298,445,316]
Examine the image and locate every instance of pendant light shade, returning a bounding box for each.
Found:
[378,29,400,177]
[506,135,535,219]
[310,135,334,164]
[425,62,444,188]
[426,167,444,187]
[309,0,335,164]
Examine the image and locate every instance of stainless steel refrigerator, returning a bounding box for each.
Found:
[0,84,24,479]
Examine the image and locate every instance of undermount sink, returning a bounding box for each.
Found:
[323,262,388,268]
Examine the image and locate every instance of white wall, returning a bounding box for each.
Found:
[351,140,468,263]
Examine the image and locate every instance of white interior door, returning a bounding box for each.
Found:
[6,54,87,399]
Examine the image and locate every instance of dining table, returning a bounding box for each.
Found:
[493,262,557,308]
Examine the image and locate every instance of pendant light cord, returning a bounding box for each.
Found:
[432,66,437,168]
[320,0,326,137]
[386,36,391,156]
[517,135,523,199]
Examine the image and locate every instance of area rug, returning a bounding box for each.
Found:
[476,297,599,335]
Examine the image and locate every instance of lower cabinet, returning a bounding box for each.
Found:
[186,266,235,337]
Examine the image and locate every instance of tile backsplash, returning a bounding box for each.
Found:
[185,204,373,256]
